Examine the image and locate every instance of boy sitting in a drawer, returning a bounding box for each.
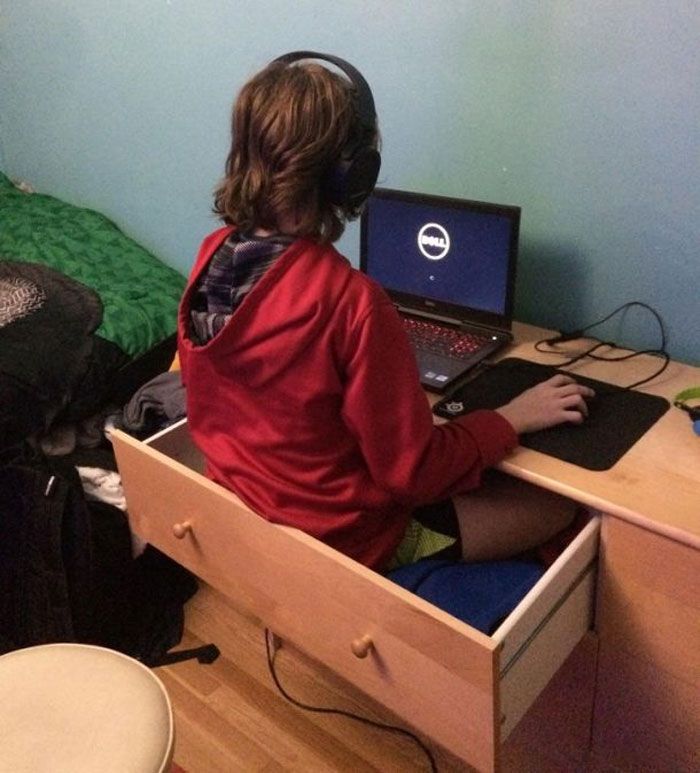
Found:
[176,52,593,573]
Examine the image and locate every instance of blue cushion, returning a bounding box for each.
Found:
[387,559,544,634]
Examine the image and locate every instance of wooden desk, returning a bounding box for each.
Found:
[487,323,700,772]
[116,321,699,772]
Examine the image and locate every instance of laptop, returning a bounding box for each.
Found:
[360,187,520,392]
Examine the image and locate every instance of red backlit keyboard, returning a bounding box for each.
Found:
[403,317,491,358]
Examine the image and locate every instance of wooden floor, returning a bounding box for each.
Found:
[159,585,598,772]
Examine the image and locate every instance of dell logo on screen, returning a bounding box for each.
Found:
[417,223,450,260]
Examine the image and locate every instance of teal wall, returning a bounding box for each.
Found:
[1,1,698,364]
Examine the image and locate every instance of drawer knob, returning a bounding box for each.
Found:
[351,634,374,659]
[172,520,192,539]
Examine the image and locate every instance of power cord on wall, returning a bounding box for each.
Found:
[263,628,439,773]
[534,301,670,390]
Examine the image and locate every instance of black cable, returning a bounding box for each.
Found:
[540,301,667,350]
[536,340,613,368]
[534,301,671,390]
[263,628,439,773]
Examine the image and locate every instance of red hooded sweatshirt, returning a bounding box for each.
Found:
[177,226,518,570]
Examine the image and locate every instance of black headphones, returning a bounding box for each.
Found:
[272,51,381,209]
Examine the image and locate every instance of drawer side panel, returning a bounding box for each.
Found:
[499,568,596,738]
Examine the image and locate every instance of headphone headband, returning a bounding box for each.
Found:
[271,50,377,129]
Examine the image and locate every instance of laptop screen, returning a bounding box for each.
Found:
[360,188,520,329]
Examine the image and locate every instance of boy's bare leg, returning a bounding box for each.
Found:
[452,470,577,562]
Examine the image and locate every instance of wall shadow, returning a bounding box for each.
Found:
[515,238,588,335]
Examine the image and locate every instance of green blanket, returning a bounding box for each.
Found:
[0,172,185,358]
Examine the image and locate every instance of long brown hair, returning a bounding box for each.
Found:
[214,61,366,242]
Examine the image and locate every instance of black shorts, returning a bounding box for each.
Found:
[412,499,462,560]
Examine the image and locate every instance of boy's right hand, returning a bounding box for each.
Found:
[495,374,595,435]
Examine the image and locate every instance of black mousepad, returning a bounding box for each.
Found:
[433,357,670,471]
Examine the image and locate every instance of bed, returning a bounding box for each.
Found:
[0,171,185,446]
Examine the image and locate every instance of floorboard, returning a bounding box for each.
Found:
[161,585,597,772]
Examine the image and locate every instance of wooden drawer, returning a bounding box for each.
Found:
[113,420,600,773]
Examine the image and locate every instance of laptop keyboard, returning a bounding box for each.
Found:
[403,317,491,358]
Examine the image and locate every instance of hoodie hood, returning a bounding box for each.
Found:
[178,227,358,389]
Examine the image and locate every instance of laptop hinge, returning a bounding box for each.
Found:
[395,304,511,337]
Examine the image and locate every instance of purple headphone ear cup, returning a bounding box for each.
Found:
[326,147,381,208]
